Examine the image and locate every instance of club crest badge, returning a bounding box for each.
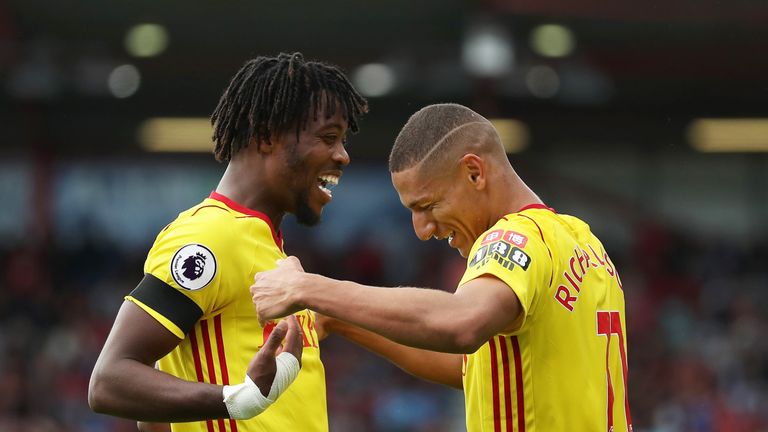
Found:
[170,244,216,290]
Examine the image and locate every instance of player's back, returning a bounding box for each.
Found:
[460,206,631,432]
[521,208,631,431]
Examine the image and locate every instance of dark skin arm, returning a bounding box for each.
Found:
[89,301,302,422]
[137,422,171,432]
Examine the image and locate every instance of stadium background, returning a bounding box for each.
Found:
[1,0,767,430]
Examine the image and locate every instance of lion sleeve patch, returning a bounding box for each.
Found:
[170,244,217,290]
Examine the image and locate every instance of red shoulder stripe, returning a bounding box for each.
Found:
[200,320,226,432]
[498,336,513,432]
[511,336,525,432]
[213,315,238,432]
[190,326,216,432]
[489,338,502,432]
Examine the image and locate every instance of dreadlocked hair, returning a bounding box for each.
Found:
[211,52,369,162]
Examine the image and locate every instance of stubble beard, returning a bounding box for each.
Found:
[286,143,322,227]
[294,189,321,226]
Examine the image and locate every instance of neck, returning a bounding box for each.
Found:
[215,153,285,229]
[493,168,543,221]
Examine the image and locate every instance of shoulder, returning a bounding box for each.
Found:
[145,201,243,285]
[465,210,559,272]
[162,196,284,250]
[158,203,241,250]
[474,212,546,250]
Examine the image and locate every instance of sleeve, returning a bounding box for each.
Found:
[458,216,552,331]
[126,218,251,339]
[126,273,204,339]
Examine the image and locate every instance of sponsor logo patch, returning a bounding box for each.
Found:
[170,244,216,290]
[470,241,532,272]
[503,230,528,248]
[509,247,531,270]
[480,229,529,248]
[480,230,504,245]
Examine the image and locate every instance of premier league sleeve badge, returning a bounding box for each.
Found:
[170,244,217,290]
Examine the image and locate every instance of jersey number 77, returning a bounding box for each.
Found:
[596,311,633,432]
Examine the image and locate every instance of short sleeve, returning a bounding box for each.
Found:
[127,216,252,338]
[458,216,552,330]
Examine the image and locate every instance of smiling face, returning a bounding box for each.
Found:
[274,105,350,226]
[392,160,489,258]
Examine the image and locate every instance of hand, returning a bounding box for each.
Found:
[251,256,307,326]
[246,315,303,397]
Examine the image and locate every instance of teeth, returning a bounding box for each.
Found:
[317,175,339,198]
[318,175,339,187]
[433,232,455,242]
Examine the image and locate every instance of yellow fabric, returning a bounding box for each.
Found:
[129,196,327,432]
[127,296,186,339]
[459,208,631,432]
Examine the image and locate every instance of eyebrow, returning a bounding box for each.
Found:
[404,198,430,210]
[316,121,346,132]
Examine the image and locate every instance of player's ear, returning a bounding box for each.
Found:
[460,153,486,190]
[253,135,275,154]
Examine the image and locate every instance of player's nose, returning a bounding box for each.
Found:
[412,212,435,241]
[332,143,350,167]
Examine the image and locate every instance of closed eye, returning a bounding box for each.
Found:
[419,203,435,211]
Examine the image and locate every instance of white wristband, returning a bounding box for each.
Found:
[222,374,270,420]
[222,352,301,420]
[267,352,301,400]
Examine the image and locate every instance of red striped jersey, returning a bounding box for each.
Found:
[126,191,327,432]
[458,205,632,432]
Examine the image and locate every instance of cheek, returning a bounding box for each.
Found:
[443,194,464,220]
[284,158,310,185]
[444,200,478,234]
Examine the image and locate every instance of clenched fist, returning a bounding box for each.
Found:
[251,257,309,326]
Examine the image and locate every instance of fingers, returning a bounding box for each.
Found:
[254,305,278,328]
[253,256,305,284]
[260,319,289,357]
[251,256,306,326]
[250,283,273,327]
[276,256,305,272]
[281,315,304,366]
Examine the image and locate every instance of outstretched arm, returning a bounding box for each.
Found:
[89,301,302,422]
[137,422,171,432]
[252,257,522,354]
[319,315,463,389]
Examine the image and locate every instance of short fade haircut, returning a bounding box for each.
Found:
[211,52,369,162]
[388,103,497,173]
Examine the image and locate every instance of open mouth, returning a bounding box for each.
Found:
[318,174,339,198]
[434,231,456,246]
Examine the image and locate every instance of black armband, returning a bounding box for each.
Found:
[129,273,203,335]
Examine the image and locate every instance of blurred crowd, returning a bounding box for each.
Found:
[0,217,766,431]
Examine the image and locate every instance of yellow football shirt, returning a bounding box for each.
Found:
[459,205,631,432]
[126,191,327,432]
